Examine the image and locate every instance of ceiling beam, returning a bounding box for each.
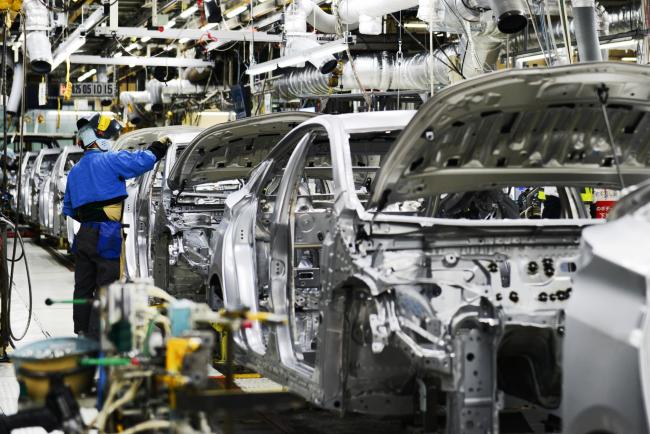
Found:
[94,26,282,43]
[69,54,213,67]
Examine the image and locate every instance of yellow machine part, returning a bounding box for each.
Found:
[166,337,201,374]
[211,323,229,364]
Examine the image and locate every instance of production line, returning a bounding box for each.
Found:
[0,0,648,433]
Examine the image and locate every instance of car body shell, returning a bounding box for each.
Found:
[112,127,204,280]
[182,63,650,431]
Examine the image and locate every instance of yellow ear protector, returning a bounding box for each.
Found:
[97,115,111,132]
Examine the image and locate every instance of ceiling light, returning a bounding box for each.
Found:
[115,52,124,58]
[515,52,547,62]
[125,42,142,52]
[599,39,637,50]
[225,4,248,19]
[178,37,191,44]
[165,19,177,28]
[179,4,198,18]
[621,56,638,62]
[77,68,97,82]
[164,45,175,51]
[201,22,219,30]
[141,36,151,42]
[50,9,104,71]
[403,22,428,29]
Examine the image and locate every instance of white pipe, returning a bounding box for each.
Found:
[285,36,338,74]
[296,0,418,34]
[23,0,53,73]
[7,62,23,115]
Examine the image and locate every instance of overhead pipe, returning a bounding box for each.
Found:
[459,15,507,78]
[276,48,456,99]
[119,78,216,122]
[23,0,53,73]
[7,62,23,116]
[573,0,603,61]
[295,0,417,35]
[511,4,635,49]
[276,19,506,98]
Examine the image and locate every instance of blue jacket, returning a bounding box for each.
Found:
[63,149,157,217]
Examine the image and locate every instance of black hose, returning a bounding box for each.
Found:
[6,13,33,343]
[0,407,59,434]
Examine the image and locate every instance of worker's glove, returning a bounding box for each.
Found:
[147,136,171,161]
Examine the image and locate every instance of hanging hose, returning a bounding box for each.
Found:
[4,13,33,343]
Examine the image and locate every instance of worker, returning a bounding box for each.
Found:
[63,113,170,336]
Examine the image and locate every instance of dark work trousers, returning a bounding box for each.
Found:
[73,225,120,336]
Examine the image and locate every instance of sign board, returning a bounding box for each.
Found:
[59,82,117,98]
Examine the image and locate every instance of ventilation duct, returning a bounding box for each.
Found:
[276,48,456,99]
[120,91,150,125]
[23,0,53,73]
[119,78,216,122]
[7,62,24,116]
[573,0,603,61]
[276,22,505,99]
[146,79,164,112]
[487,0,528,33]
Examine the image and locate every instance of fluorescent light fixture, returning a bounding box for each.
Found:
[164,44,175,51]
[599,39,637,50]
[77,68,97,82]
[179,4,198,18]
[246,38,347,76]
[50,9,104,71]
[141,36,151,42]
[226,4,248,19]
[201,22,219,30]
[125,42,142,52]
[621,56,638,62]
[515,52,547,62]
[178,37,191,44]
[165,19,177,28]
[403,22,428,29]
[70,54,213,68]
[115,52,124,58]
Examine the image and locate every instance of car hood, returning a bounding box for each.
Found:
[167,112,318,190]
[369,62,650,208]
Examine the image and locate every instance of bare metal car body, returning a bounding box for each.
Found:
[152,113,317,301]
[37,146,84,241]
[113,127,204,280]
[18,152,37,217]
[28,148,62,225]
[197,63,650,431]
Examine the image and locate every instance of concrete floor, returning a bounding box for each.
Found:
[0,239,74,432]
